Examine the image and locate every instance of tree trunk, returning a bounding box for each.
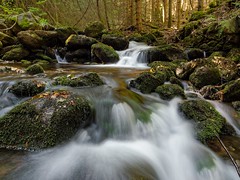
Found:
[168,0,172,28]
[163,0,168,25]
[135,0,142,31]
[103,0,110,29]
[198,0,204,11]
[177,0,181,29]
[96,0,102,22]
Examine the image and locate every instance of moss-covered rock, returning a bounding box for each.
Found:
[189,66,221,89]
[0,32,16,46]
[2,46,29,61]
[199,85,221,100]
[0,90,92,149]
[25,64,44,75]
[101,34,129,50]
[21,60,31,67]
[185,48,205,60]
[84,21,105,38]
[0,41,2,49]
[232,101,240,111]
[53,72,104,87]
[227,48,240,63]
[17,30,43,49]
[170,77,184,88]
[129,72,164,94]
[179,100,227,142]
[149,61,178,71]
[91,42,119,63]
[9,80,45,97]
[66,34,98,50]
[219,79,240,102]
[178,21,200,39]
[65,49,91,63]
[155,84,185,100]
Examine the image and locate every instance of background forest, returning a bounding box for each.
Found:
[0,0,222,31]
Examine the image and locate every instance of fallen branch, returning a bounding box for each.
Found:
[0,20,17,31]
[216,135,240,177]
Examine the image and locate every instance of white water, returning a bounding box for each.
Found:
[55,50,68,64]
[116,41,152,67]
[10,98,239,180]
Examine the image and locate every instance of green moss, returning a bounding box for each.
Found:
[189,11,206,21]
[155,84,185,100]
[179,100,226,142]
[84,21,105,38]
[170,77,184,88]
[221,79,240,102]
[26,64,44,75]
[2,47,29,61]
[21,60,31,67]
[53,73,104,87]
[0,41,2,49]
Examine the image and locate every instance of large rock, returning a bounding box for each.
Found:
[65,49,91,63]
[55,27,76,46]
[84,21,105,38]
[219,79,240,102]
[101,34,129,50]
[25,64,44,75]
[53,73,104,87]
[189,66,221,89]
[0,90,92,149]
[0,32,16,46]
[9,80,45,97]
[185,48,205,60]
[155,84,185,100]
[129,72,164,94]
[179,100,233,142]
[2,46,29,61]
[91,43,119,63]
[147,45,186,63]
[34,30,59,47]
[66,34,98,50]
[17,31,43,49]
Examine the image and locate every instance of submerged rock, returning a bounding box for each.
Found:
[53,72,104,87]
[179,100,234,142]
[0,90,93,149]
[91,42,119,63]
[9,80,46,97]
[155,84,185,100]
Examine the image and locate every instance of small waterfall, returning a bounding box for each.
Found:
[116,41,152,67]
[54,50,68,64]
[9,98,239,180]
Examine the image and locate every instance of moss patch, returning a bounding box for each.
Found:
[155,84,185,100]
[25,64,44,75]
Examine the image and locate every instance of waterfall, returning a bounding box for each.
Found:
[116,41,152,67]
[8,97,239,180]
[54,50,68,64]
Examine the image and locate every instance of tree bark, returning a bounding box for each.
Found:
[103,0,110,29]
[135,0,142,31]
[168,0,172,28]
[177,0,181,28]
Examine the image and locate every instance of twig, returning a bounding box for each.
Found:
[0,20,17,31]
[216,135,240,177]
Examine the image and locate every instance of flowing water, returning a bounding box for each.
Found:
[0,42,240,180]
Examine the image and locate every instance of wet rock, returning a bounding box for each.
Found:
[185,48,205,60]
[84,21,105,38]
[55,27,76,46]
[91,42,119,63]
[17,30,43,49]
[227,48,240,63]
[101,34,129,50]
[129,72,164,94]
[65,49,91,63]
[176,61,199,80]
[25,64,44,75]
[189,66,221,89]
[9,80,45,97]
[2,46,29,61]
[170,77,184,88]
[179,99,229,142]
[219,79,240,102]
[155,84,185,100]
[232,101,240,111]
[53,72,104,87]
[66,34,98,50]
[0,90,93,149]
[199,85,221,100]
[0,32,17,46]
[34,30,59,47]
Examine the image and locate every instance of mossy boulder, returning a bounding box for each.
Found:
[21,60,31,67]
[66,34,98,50]
[129,72,164,94]
[146,45,186,63]
[84,21,105,38]
[232,101,240,111]
[189,66,221,89]
[179,100,228,142]
[0,90,93,149]
[178,21,200,39]
[91,43,119,63]
[2,46,29,61]
[9,80,45,97]
[17,31,43,49]
[0,41,2,49]
[227,48,240,63]
[176,61,199,80]
[199,85,221,100]
[185,48,205,60]
[101,34,129,50]
[33,30,59,47]
[0,32,16,46]
[65,49,91,63]
[25,64,44,75]
[155,84,185,100]
[53,72,104,87]
[170,77,184,88]
[219,79,240,102]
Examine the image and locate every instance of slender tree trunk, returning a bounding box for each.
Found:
[103,0,110,29]
[177,0,181,29]
[168,0,172,28]
[163,0,168,25]
[151,0,155,22]
[198,0,204,10]
[96,0,102,22]
[135,0,142,31]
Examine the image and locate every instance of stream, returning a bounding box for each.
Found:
[0,41,240,180]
